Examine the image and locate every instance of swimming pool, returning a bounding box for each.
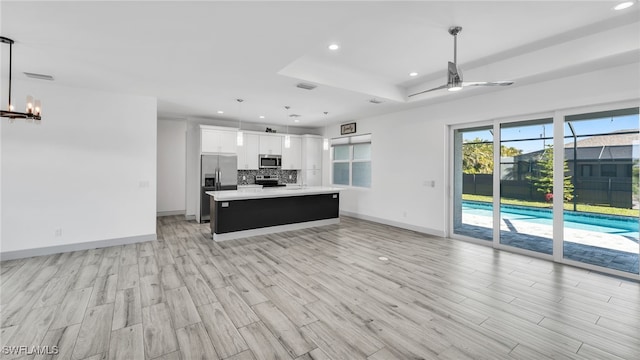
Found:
[463,200,639,237]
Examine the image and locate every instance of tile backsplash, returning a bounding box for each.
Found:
[237,169,298,185]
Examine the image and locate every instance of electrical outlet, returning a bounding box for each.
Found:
[289,175,292,179]
[242,175,246,181]
[139,180,150,188]
[403,211,407,218]
[55,228,63,237]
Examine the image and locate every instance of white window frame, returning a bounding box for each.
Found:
[330,134,372,188]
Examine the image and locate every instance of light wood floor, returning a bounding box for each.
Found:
[1,216,639,360]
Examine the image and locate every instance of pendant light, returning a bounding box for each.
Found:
[0,37,42,122]
[236,98,244,146]
[323,111,329,150]
[284,106,291,149]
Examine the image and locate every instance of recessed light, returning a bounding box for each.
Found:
[378,256,389,261]
[217,110,224,114]
[294,119,300,123]
[614,1,634,10]
[328,44,340,51]
[259,115,265,119]
[409,72,418,77]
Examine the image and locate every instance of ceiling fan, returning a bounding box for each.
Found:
[408,26,514,97]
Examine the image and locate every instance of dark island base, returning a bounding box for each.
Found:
[210,193,340,241]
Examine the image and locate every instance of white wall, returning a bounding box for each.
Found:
[328,62,640,236]
[1,80,157,257]
[157,118,187,214]
[0,102,2,249]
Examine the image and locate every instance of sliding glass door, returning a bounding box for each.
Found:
[452,126,494,241]
[562,109,639,274]
[499,120,554,255]
[450,106,639,278]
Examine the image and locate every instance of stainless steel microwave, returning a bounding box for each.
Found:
[259,154,281,169]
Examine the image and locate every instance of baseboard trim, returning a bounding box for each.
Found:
[157,210,186,217]
[340,211,445,238]
[0,234,157,261]
[185,214,196,221]
[213,218,340,242]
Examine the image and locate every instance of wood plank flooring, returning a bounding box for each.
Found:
[1,215,639,359]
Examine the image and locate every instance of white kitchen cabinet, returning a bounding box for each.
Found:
[201,127,238,154]
[303,169,322,186]
[237,133,260,170]
[302,135,323,170]
[259,134,282,155]
[282,136,302,170]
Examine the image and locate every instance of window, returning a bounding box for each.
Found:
[625,164,633,177]
[332,145,350,185]
[331,134,371,187]
[580,164,592,177]
[601,164,616,177]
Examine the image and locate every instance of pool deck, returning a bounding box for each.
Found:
[457,213,639,274]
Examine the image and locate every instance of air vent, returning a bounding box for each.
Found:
[23,72,54,81]
[296,83,317,90]
[369,98,383,104]
[289,114,301,118]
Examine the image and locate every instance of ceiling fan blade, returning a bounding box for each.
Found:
[462,81,514,87]
[408,84,448,97]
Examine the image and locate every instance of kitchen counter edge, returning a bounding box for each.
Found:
[206,186,343,201]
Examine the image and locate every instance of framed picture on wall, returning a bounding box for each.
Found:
[340,122,356,135]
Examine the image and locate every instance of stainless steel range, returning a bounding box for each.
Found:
[254,175,286,187]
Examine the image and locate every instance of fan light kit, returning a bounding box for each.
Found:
[0,37,42,122]
[408,26,514,97]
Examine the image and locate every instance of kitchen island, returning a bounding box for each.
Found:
[206,186,342,241]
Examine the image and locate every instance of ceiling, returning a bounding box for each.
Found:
[1,1,639,127]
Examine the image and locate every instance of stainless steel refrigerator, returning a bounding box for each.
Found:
[201,154,238,222]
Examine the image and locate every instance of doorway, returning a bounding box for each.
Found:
[450,106,639,278]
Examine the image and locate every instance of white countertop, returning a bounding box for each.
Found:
[207,186,342,201]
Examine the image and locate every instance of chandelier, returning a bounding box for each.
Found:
[1,37,42,121]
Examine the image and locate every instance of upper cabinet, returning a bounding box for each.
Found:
[237,133,260,170]
[282,136,302,170]
[200,127,322,175]
[303,169,322,186]
[259,134,282,155]
[302,135,323,170]
[201,126,237,154]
